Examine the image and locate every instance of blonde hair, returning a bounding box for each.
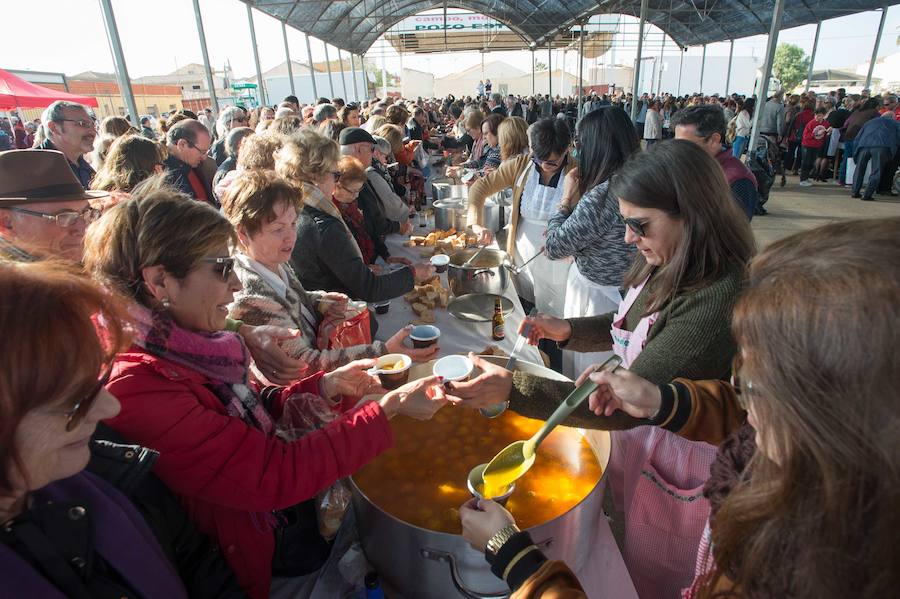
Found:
[221,170,302,238]
[274,128,339,185]
[83,180,235,307]
[499,116,529,160]
[237,133,283,171]
[91,134,166,193]
[366,115,387,132]
[374,124,403,155]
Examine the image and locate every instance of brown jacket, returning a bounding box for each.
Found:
[467,154,575,256]
[507,378,746,598]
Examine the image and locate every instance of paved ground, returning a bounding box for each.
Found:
[752,175,900,248]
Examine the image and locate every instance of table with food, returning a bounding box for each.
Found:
[347,218,637,599]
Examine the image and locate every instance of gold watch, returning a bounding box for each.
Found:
[486,524,520,555]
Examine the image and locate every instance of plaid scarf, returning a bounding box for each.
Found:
[128,303,274,435]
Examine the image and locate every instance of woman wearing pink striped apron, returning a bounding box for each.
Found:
[606,275,719,598]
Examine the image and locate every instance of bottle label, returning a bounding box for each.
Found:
[492,324,505,340]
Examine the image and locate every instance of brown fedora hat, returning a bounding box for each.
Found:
[0,150,109,206]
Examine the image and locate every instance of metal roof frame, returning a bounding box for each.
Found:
[247,0,894,55]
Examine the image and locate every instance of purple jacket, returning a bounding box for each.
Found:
[0,471,188,598]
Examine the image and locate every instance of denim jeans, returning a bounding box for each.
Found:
[852,146,891,198]
[732,135,748,158]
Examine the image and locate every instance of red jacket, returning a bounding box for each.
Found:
[790,108,814,142]
[801,117,829,148]
[105,349,394,599]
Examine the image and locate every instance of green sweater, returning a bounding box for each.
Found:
[508,266,744,430]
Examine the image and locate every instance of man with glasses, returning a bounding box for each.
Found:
[37,100,97,189]
[672,105,759,218]
[0,150,107,262]
[164,119,215,206]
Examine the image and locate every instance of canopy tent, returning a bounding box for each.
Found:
[0,68,98,111]
[247,0,892,55]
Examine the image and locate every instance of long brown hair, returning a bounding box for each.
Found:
[708,217,900,598]
[611,140,754,314]
[91,134,166,193]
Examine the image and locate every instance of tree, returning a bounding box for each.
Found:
[773,43,810,93]
[534,61,549,71]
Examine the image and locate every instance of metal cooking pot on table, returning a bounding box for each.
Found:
[447,248,512,297]
[350,357,612,599]
[433,199,468,231]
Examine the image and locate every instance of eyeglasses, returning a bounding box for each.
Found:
[330,171,342,181]
[339,183,364,195]
[203,256,236,281]
[730,355,760,411]
[187,140,211,154]
[58,118,96,129]
[1,206,101,228]
[531,155,566,170]
[54,366,113,432]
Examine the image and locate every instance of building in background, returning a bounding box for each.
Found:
[253,59,369,105]
[401,68,435,98]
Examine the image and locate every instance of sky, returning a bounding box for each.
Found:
[3,0,899,84]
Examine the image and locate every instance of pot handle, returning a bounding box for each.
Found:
[420,548,509,599]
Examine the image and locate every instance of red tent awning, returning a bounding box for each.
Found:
[0,68,99,110]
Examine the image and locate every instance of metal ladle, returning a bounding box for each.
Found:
[506,246,545,275]
[480,355,623,493]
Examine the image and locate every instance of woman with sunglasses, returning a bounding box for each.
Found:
[466,117,576,319]
[458,217,899,599]
[449,140,754,597]
[280,130,433,302]
[543,106,639,379]
[0,261,189,598]
[83,183,448,599]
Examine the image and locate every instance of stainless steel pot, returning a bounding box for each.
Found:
[482,195,502,233]
[351,357,612,599]
[447,248,511,297]
[433,200,468,231]
[433,180,468,202]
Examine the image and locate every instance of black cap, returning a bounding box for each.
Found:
[339,127,376,146]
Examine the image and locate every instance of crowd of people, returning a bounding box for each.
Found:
[0,84,897,599]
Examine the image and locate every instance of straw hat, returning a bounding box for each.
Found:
[0,150,108,206]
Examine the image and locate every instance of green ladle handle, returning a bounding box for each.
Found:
[524,355,623,457]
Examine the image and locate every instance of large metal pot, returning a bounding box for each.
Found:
[351,357,612,599]
[447,248,511,297]
[482,196,502,233]
[433,199,468,231]
[433,180,468,202]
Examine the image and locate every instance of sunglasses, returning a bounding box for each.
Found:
[203,256,236,281]
[60,366,113,432]
[2,206,101,228]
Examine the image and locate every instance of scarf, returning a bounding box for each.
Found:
[333,197,376,264]
[128,302,274,435]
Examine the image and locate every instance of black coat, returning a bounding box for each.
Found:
[291,205,414,302]
[405,119,439,150]
[357,180,399,261]
[88,424,246,599]
[163,155,217,208]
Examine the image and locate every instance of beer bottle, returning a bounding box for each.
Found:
[491,297,505,341]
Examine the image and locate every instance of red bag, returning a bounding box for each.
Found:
[317,308,372,350]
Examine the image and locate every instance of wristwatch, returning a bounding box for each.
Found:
[486,524,520,555]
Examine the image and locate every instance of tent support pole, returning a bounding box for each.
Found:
[97,0,138,121]
[699,44,707,95]
[676,47,684,96]
[548,42,553,98]
[865,7,888,91]
[351,54,360,102]
[630,0,648,119]
[324,43,335,98]
[247,4,267,106]
[339,50,349,101]
[282,22,296,96]
[804,22,821,93]
[725,39,734,96]
[306,34,318,100]
[191,0,219,114]
[578,21,585,118]
[747,0,786,161]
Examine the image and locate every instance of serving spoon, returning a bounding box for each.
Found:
[480,355,622,497]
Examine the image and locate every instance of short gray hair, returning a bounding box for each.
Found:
[225,127,255,158]
[491,93,503,105]
[41,100,89,128]
[216,106,247,137]
[312,103,337,124]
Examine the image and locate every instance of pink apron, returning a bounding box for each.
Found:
[606,277,718,599]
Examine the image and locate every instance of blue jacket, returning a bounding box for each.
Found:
[854,116,900,158]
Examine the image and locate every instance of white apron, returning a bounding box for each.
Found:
[561,265,621,380]
[605,277,718,599]
[514,166,570,317]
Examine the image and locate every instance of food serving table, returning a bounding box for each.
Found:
[373,224,543,366]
